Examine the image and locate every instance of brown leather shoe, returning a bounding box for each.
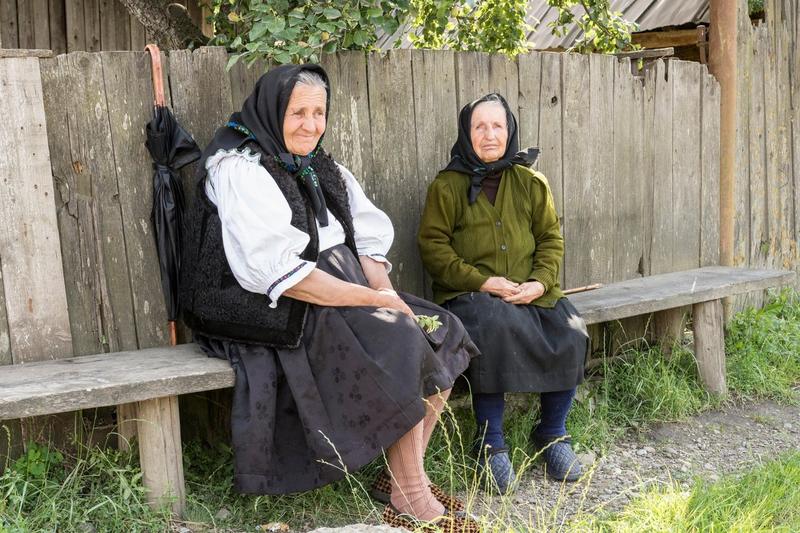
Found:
[370,469,466,513]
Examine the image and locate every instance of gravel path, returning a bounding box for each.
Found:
[468,398,800,529]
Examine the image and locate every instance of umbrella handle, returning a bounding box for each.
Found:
[145,43,166,107]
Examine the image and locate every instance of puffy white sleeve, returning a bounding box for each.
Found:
[337,163,394,272]
[205,148,315,308]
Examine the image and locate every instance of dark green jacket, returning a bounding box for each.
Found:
[418,165,564,308]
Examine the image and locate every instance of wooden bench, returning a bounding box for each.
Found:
[0,266,792,516]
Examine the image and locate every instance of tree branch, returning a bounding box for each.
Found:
[118,0,208,49]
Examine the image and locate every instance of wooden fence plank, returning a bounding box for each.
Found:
[612,58,643,282]
[0,57,73,360]
[367,49,422,294]
[228,58,268,111]
[536,52,564,287]
[734,19,752,274]
[488,53,519,120]
[641,64,657,276]
[411,50,458,299]
[700,70,721,267]
[84,0,101,51]
[774,21,796,272]
[66,0,86,52]
[588,54,615,284]
[100,0,117,50]
[749,26,768,277]
[114,0,131,50]
[130,14,145,50]
[49,0,67,55]
[101,51,170,348]
[168,47,233,206]
[517,52,542,162]
[671,61,702,271]
[650,59,674,275]
[32,0,50,50]
[561,52,591,287]
[15,0,34,48]
[41,54,102,356]
[455,52,491,109]
[40,52,137,355]
[0,0,19,49]
[320,51,374,185]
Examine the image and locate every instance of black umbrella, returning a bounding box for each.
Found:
[145,44,201,345]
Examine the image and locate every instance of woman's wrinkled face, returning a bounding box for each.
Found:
[283,83,327,155]
[470,101,508,163]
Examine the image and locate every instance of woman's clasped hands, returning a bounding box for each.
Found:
[479,276,545,305]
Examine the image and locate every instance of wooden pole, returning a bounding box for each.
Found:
[708,0,738,320]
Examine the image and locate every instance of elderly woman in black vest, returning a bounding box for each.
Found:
[181,64,479,531]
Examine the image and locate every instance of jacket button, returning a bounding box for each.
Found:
[495,220,502,227]
[500,244,507,251]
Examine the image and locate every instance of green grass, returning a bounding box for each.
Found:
[576,451,800,532]
[2,290,799,532]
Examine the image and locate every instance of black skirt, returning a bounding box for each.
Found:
[196,244,478,495]
[443,292,588,394]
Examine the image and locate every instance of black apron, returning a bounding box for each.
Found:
[444,292,588,394]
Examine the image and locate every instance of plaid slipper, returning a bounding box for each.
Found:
[370,469,465,513]
[382,502,481,532]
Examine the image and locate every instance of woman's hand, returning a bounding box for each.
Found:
[373,288,415,318]
[480,276,521,298]
[503,281,545,305]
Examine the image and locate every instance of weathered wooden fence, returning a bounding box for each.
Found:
[734,0,800,308]
[1,47,720,452]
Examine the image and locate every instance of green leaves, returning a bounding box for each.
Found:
[415,314,443,333]
[208,0,409,66]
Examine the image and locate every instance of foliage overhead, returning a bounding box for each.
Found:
[409,0,532,57]
[545,0,639,53]
[206,0,638,66]
[209,0,410,67]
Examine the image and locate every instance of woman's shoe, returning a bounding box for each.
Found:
[382,503,481,532]
[370,469,466,512]
[531,432,582,482]
[474,444,516,494]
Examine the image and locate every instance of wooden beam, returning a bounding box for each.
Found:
[692,299,727,394]
[0,48,53,58]
[615,47,674,60]
[136,395,185,516]
[633,28,701,49]
[568,266,794,325]
[0,344,234,420]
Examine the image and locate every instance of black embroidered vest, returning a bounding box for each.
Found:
[180,140,358,348]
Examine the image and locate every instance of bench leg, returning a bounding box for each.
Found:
[136,396,185,517]
[117,403,138,452]
[654,307,687,357]
[692,300,728,394]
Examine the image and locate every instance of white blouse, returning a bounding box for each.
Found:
[204,148,394,308]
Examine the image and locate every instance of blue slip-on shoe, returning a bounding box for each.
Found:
[474,444,516,494]
[531,433,582,482]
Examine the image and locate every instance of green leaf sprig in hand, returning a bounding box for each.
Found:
[415,314,443,334]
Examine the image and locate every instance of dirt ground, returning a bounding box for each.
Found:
[473,397,800,528]
[308,396,800,532]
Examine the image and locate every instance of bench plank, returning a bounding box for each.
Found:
[0,344,234,420]
[569,266,794,325]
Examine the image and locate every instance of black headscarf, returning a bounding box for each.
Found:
[443,93,539,204]
[202,63,331,226]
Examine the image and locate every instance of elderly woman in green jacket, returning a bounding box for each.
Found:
[418,93,589,492]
